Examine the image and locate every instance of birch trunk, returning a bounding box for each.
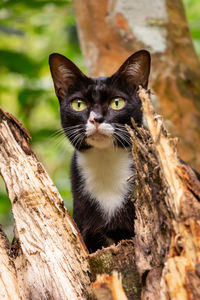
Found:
[73,0,200,171]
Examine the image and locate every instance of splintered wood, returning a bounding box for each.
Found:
[0,226,21,300]
[0,109,92,300]
[93,272,128,300]
[137,87,200,300]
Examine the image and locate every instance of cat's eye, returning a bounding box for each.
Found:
[110,97,125,110]
[71,99,87,111]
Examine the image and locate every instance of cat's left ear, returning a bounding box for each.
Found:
[112,50,151,89]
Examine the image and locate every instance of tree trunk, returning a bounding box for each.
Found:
[73,0,200,171]
[0,110,93,300]
[130,88,200,299]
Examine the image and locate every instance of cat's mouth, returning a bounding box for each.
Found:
[87,132,109,140]
[85,121,114,148]
[86,130,114,149]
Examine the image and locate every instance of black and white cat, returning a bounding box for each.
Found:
[49,50,151,253]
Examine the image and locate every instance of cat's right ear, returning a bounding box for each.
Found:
[49,53,86,99]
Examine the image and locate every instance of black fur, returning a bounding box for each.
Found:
[71,151,135,252]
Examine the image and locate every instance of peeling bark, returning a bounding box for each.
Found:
[73,0,200,171]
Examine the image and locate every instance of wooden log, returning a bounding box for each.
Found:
[0,109,93,300]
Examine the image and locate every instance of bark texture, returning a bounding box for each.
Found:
[0,226,21,300]
[0,109,93,300]
[73,0,200,171]
[89,240,141,299]
[131,87,200,299]
[93,272,128,300]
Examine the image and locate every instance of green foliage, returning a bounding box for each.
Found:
[0,0,84,237]
[184,0,200,55]
[0,0,199,238]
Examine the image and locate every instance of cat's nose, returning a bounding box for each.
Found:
[94,115,104,123]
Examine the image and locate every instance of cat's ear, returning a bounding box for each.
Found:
[112,50,151,89]
[49,53,86,99]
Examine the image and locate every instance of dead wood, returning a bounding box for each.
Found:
[127,87,200,299]
[0,225,21,300]
[0,109,93,300]
[89,240,140,299]
[0,86,200,300]
[93,272,128,300]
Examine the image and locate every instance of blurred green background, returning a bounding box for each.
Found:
[0,0,199,238]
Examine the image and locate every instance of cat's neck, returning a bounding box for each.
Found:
[76,146,133,219]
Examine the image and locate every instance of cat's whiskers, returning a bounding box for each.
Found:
[111,123,132,150]
[52,135,67,150]
[72,133,84,150]
[113,133,128,151]
[113,129,132,151]
[67,127,86,150]
[49,125,85,150]
[75,134,85,150]
[66,128,84,138]
[77,133,86,150]
[50,128,65,138]
[115,129,130,138]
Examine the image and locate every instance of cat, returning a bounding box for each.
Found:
[49,50,151,253]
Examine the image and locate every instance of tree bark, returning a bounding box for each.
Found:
[127,87,200,299]
[73,0,200,171]
[0,226,21,300]
[93,271,128,300]
[0,109,93,300]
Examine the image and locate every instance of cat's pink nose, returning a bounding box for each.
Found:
[90,119,100,129]
[89,111,104,128]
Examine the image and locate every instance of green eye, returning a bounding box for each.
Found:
[110,97,125,110]
[71,99,87,111]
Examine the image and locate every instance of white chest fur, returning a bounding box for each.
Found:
[77,147,133,219]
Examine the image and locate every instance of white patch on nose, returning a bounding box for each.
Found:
[77,147,133,219]
[86,111,114,148]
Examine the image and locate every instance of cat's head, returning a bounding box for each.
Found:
[49,50,150,150]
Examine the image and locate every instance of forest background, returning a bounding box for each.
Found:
[0,0,199,238]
